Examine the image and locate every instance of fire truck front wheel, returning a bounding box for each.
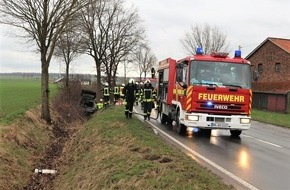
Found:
[161,113,168,124]
[200,129,211,137]
[176,110,186,135]
[230,130,242,137]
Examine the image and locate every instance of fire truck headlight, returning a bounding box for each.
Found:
[187,115,199,121]
[240,118,251,124]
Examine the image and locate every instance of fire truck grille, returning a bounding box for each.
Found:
[206,117,231,122]
[197,102,246,114]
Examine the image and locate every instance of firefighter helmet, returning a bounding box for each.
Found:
[140,82,143,85]
[136,82,139,85]
[145,79,150,84]
[122,83,125,87]
[104,82,109,86]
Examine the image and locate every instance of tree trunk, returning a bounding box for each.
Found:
[66,62,69,88]
[96,61,102,100]
[41,58,51,123]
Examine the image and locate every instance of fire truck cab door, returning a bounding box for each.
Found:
[176,62,188,89]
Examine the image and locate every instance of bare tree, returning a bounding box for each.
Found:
[0,0,87,123]
[131,43,157,81]
[80,0,144,99]
[54,22,84,88]
[103,0,144,88]
[80,0,111,99]
[180,23,230,55]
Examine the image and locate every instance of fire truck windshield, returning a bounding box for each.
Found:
[189,61,251,89]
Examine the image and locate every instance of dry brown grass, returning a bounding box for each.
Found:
[0,82,234,189]
[0,108,53,189]
[0,82,89,189]
[52,106,234,190]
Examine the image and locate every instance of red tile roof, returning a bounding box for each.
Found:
[269,38,290,54]
[245,37,290,59]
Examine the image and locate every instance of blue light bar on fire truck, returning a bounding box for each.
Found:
[196,47,203,55]
[234,50,242,58]
[211,52,228,58]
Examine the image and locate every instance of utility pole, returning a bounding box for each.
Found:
[124,62,126,84]
[123,59,132,84]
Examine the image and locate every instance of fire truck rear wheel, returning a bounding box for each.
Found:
[230,130,242,137]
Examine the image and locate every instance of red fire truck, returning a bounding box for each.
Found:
[157,48,252,137]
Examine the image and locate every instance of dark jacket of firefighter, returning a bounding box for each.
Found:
[143,82,154,120]
[123,82,137,118]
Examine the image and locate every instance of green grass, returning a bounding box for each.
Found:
[252,109,290,128]
[0,78,57,125]
[52,106,233,190]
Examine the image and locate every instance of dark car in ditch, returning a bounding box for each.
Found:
[80,89,96,115]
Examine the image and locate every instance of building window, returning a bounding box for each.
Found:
[258,63,263,74]
[275,63,280,72]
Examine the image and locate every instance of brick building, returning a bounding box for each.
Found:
[245,37,290,113]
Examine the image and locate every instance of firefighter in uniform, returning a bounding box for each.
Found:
[142,79,154,120]
[102,82,110,107]
[139,82,144,108]
[120,83,125,104]
[135,82,140,105]
[96,99,104,110]
[152,87,157,109]
[123,79,137,119]
[113,85,120,102]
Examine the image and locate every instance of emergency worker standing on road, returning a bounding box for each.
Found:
[113,85,120,102]
[152,87,157,109]
[123,79,137,119]
[142,79,154,120]
[120,83,125,104]
[135,82,140,105]
[102,82,110,107]
[139,82,144,108]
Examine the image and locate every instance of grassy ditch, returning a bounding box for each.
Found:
[0,108,53,190]
[52,106,234,190]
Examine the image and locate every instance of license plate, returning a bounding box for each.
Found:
[211,122,228,128]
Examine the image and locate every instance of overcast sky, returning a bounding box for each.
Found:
[1,0,290,75]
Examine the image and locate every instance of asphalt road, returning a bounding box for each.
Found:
[133,105,290,190]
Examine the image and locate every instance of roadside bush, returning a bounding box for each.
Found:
[52,81,86,123]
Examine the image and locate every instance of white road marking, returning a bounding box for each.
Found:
[242,134,282,148]
[134,109,260,190]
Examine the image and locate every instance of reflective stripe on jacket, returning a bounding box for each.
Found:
[114,87,119,95]
[103,87,110,96]
[143,88,153,102]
